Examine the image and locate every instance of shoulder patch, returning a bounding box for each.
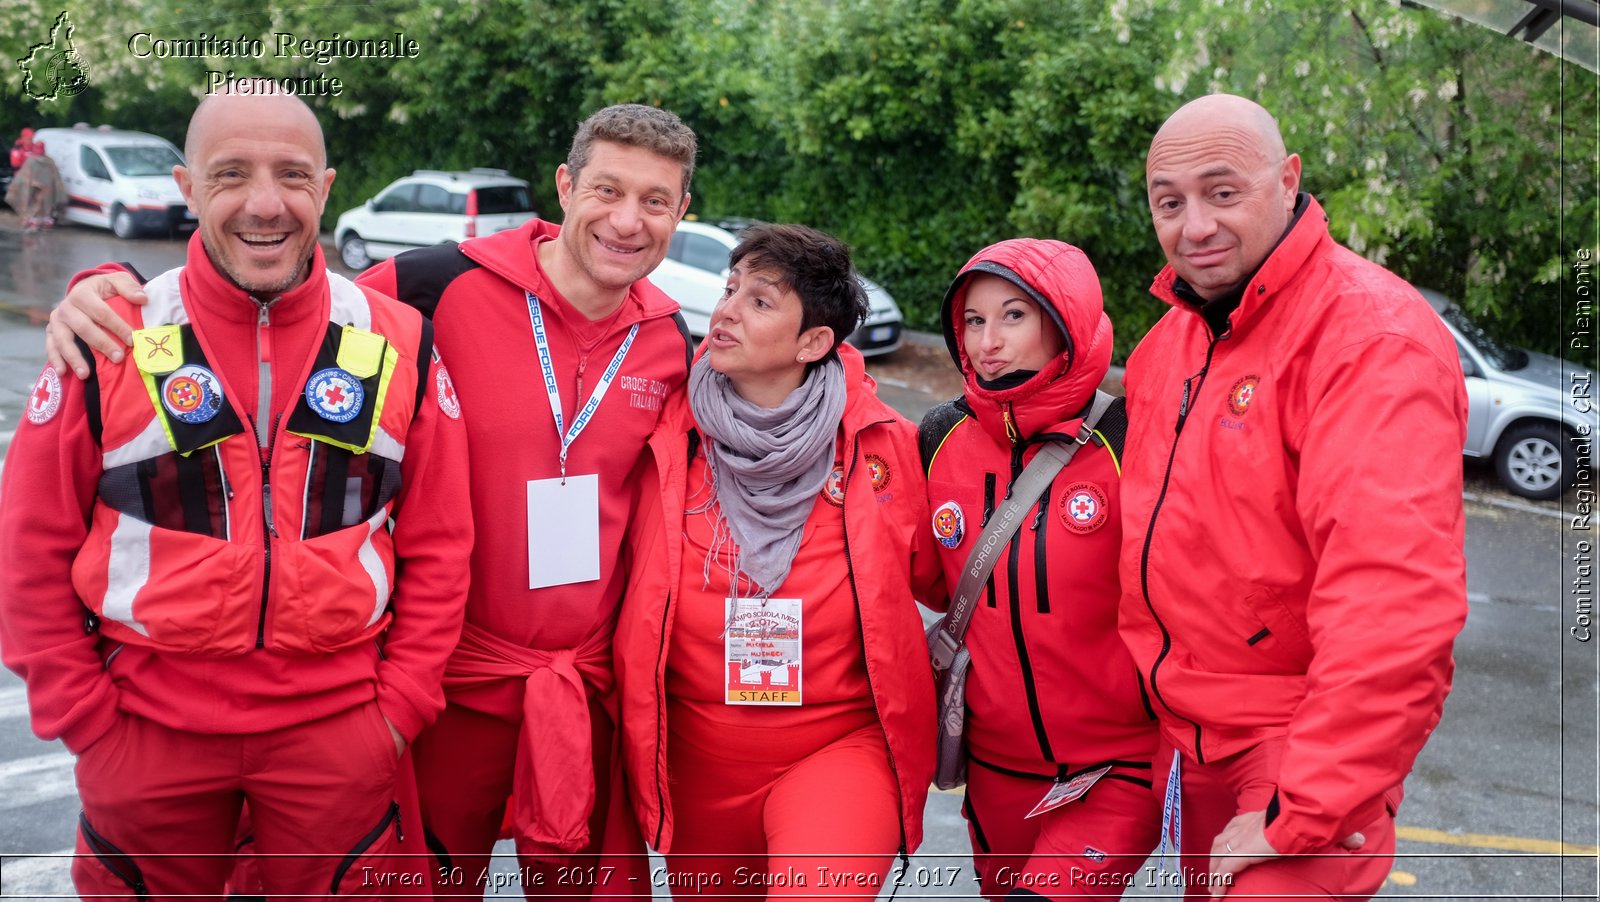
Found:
[917,398,969,474]
[26,366,62,425]
[435,361,461,420]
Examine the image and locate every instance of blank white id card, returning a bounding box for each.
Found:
[527,475,600,589]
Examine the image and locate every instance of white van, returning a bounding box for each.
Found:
[34,125,192,238]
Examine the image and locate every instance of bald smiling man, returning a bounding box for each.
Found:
[0,83,471,896]
[1116,94,1470,900]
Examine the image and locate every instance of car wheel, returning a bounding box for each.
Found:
[339,233,373,270]
[1493,421,1573,501]
[111,205,138,239]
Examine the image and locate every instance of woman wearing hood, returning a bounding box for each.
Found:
[920,239,1160,898]
[616,223,943,897]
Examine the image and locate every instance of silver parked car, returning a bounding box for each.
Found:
[1425,289,1598,500]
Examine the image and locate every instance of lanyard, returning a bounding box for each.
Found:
[526,291,638,479]
[1155,749,1183,881]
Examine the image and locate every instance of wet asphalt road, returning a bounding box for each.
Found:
[0,217,1594,899]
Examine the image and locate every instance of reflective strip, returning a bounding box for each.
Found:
[101,515,152,637]
[141,268,190,326]
[370,426,405,463]
[357,510,390,627]
[327,274,372,329]
[103,416,173,469]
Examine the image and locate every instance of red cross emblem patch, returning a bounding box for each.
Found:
[865,453,891,493]
[1058,481,1108,534]
[435,363,461,420]
[820,464,846,507]
[26,366,62,425]
[1228,375,1261,416]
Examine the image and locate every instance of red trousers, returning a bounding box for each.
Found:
[71,702,413,899]
[410,699,649,900]
[663,718,900,901]
[963,761,1161,900]
[1154,737,1396,901]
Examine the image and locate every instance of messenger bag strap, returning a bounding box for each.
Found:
[929,390,1116,670]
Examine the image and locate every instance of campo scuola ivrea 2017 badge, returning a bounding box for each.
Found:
[725,597,803,705]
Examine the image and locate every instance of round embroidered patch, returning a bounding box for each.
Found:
[1059,482,1109,534]
[932,501,965,549]
[866,453,892,492]
[1228,375,1260,416]
[821,464,846,507]
[305,367,365,423]
[435,363,461,420]
[26,366,62,425]
[161,364,225,425]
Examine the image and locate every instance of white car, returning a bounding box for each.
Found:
[1427,289,1599,500]
[333,169,538,269]
[649,220,904,356]
[35,126,191,238]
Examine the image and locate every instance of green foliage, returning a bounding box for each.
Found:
[5,0,1591,360]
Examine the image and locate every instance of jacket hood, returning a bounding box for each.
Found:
[459,218,682,323]
[939,239,1113,444]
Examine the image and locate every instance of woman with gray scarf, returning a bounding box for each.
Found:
[615,224,945,897]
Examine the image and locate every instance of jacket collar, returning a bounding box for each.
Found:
[178,230,329,326]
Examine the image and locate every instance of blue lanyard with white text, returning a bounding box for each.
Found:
[525,291,638,480]
[1156,749,1183,881]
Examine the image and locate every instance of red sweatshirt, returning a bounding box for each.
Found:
[0,235,471,752]
[357,220,691,714]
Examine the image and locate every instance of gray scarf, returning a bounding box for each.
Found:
[687,354,848,598]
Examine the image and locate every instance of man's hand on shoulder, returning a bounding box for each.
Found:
[46,272,146,379]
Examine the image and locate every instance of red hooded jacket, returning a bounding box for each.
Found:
[615,345,944,854]
[920,238,1158,784]
[1118,195,1469,854]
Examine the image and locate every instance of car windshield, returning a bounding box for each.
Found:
[1441,305,1528,371]
[473,185,532,215]
[104,145,183,177]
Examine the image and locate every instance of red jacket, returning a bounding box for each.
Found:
[615,345,944,854]
[922,239,1157,783]
[358,219,691,671]
[0,236,471,752]
[1118,195,1469,854]
[358,219,691,853]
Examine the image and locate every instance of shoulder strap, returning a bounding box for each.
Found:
[929,390,1116,668]
[917,398,970,475]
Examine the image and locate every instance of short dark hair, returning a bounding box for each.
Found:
[730,223,869,363]
[566,103,697,197]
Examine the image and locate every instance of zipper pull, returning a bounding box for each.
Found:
[1003,405,1020,445]
[262,483,278,537]
[1176,377,1194,434]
